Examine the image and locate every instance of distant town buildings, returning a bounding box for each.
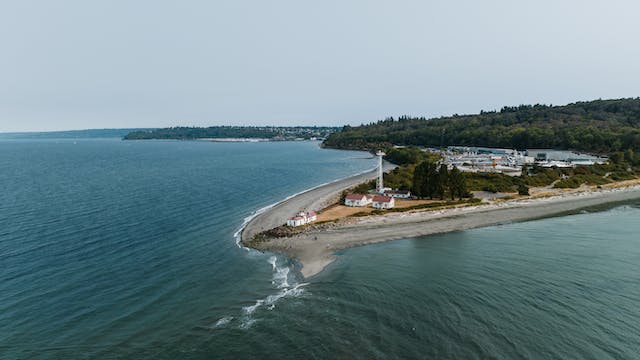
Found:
[286,211,317,227]
[439,146,607,176]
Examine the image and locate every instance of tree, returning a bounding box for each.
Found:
[437,164,449,200]
[449,166,467,200]
[447,167,457,200]
[425,162,439,199]
[625,149,635,164]
[518,183,530,196]
[322,98,640,154]
[412,161,439,199]
[610,152,625,164]
[412,162,428,198]
[339,190,348,204]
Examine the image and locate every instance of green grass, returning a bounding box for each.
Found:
[466,173,520,192]
[348,198,480,217]
[554,174,611,188]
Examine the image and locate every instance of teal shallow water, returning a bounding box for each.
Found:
[1,138,639,359]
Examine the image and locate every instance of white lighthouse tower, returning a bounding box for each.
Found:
[376,150,385,194]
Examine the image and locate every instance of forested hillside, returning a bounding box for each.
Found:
[323,98,640,154]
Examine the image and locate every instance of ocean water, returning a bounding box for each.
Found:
[2,138,640,359]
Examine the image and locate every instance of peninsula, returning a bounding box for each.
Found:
[242,178,640,278]
[241,98,640,278]
[123,126,338,141]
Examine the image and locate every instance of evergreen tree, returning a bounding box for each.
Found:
[625,149,635,164]
[413,160,439,198]
[449,166,467,200]
[437,164,449,200]
[518,183,530,196]
[412,162,428,198]
[425,162,439,199]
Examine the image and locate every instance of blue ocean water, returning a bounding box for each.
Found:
[1,138,639,359]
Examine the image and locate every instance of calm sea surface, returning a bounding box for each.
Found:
[1,138,639,359]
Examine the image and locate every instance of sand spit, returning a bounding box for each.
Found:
[240,162,394,242]
[243,173,640,278]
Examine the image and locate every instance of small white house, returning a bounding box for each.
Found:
[372,195,395,209]
[344,193,372,207]
[384,190,411,199]
[286,211,318,227]
[287,216,306,227]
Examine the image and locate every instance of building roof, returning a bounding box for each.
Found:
[307,211,317,216]
[291,216,304,220]
[384,190,410,195]
[345,193,367,201]
[373,195,393,203]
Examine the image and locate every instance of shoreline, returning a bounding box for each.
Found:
[239,161,395,243]
[240,167,640,279]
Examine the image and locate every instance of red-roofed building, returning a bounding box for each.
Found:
[344,193,372,207]
[372,195,395,209]
[286,211,318,227]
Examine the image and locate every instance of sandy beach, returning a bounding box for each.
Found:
[240,162,395,241]
[242,173,640,278]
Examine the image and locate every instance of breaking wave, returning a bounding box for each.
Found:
[213,316,233,328]
[238,256,308,329]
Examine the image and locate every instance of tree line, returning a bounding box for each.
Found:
[323,98,640,154]
[124,126,339,140]
[412,161,467,200]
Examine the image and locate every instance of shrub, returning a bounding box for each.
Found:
[518,183,530,195]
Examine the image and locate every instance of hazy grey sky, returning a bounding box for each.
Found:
[1,0,638,132]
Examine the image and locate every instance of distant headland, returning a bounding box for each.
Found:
[123,126,339,141]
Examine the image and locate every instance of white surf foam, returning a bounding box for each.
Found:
[270,256,291,288]
[213,316,233,328]
[239,318,256,330]
[242,299,264,315]
[238,256,309,330]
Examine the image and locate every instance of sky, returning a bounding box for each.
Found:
[1,0,639,132]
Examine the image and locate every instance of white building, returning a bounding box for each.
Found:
[372,195,395,209]
[286,211,318,227]
[376,150,386,194]
[344,193,372,207]
[384,190,411,199]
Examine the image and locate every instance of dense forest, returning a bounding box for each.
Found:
[323,98,640,154]
[124,126,339,140]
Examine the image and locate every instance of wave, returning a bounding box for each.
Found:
[229,164,380,329]
[209,256,306,331]
[213,316,233,328]
[238,256,308,329]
